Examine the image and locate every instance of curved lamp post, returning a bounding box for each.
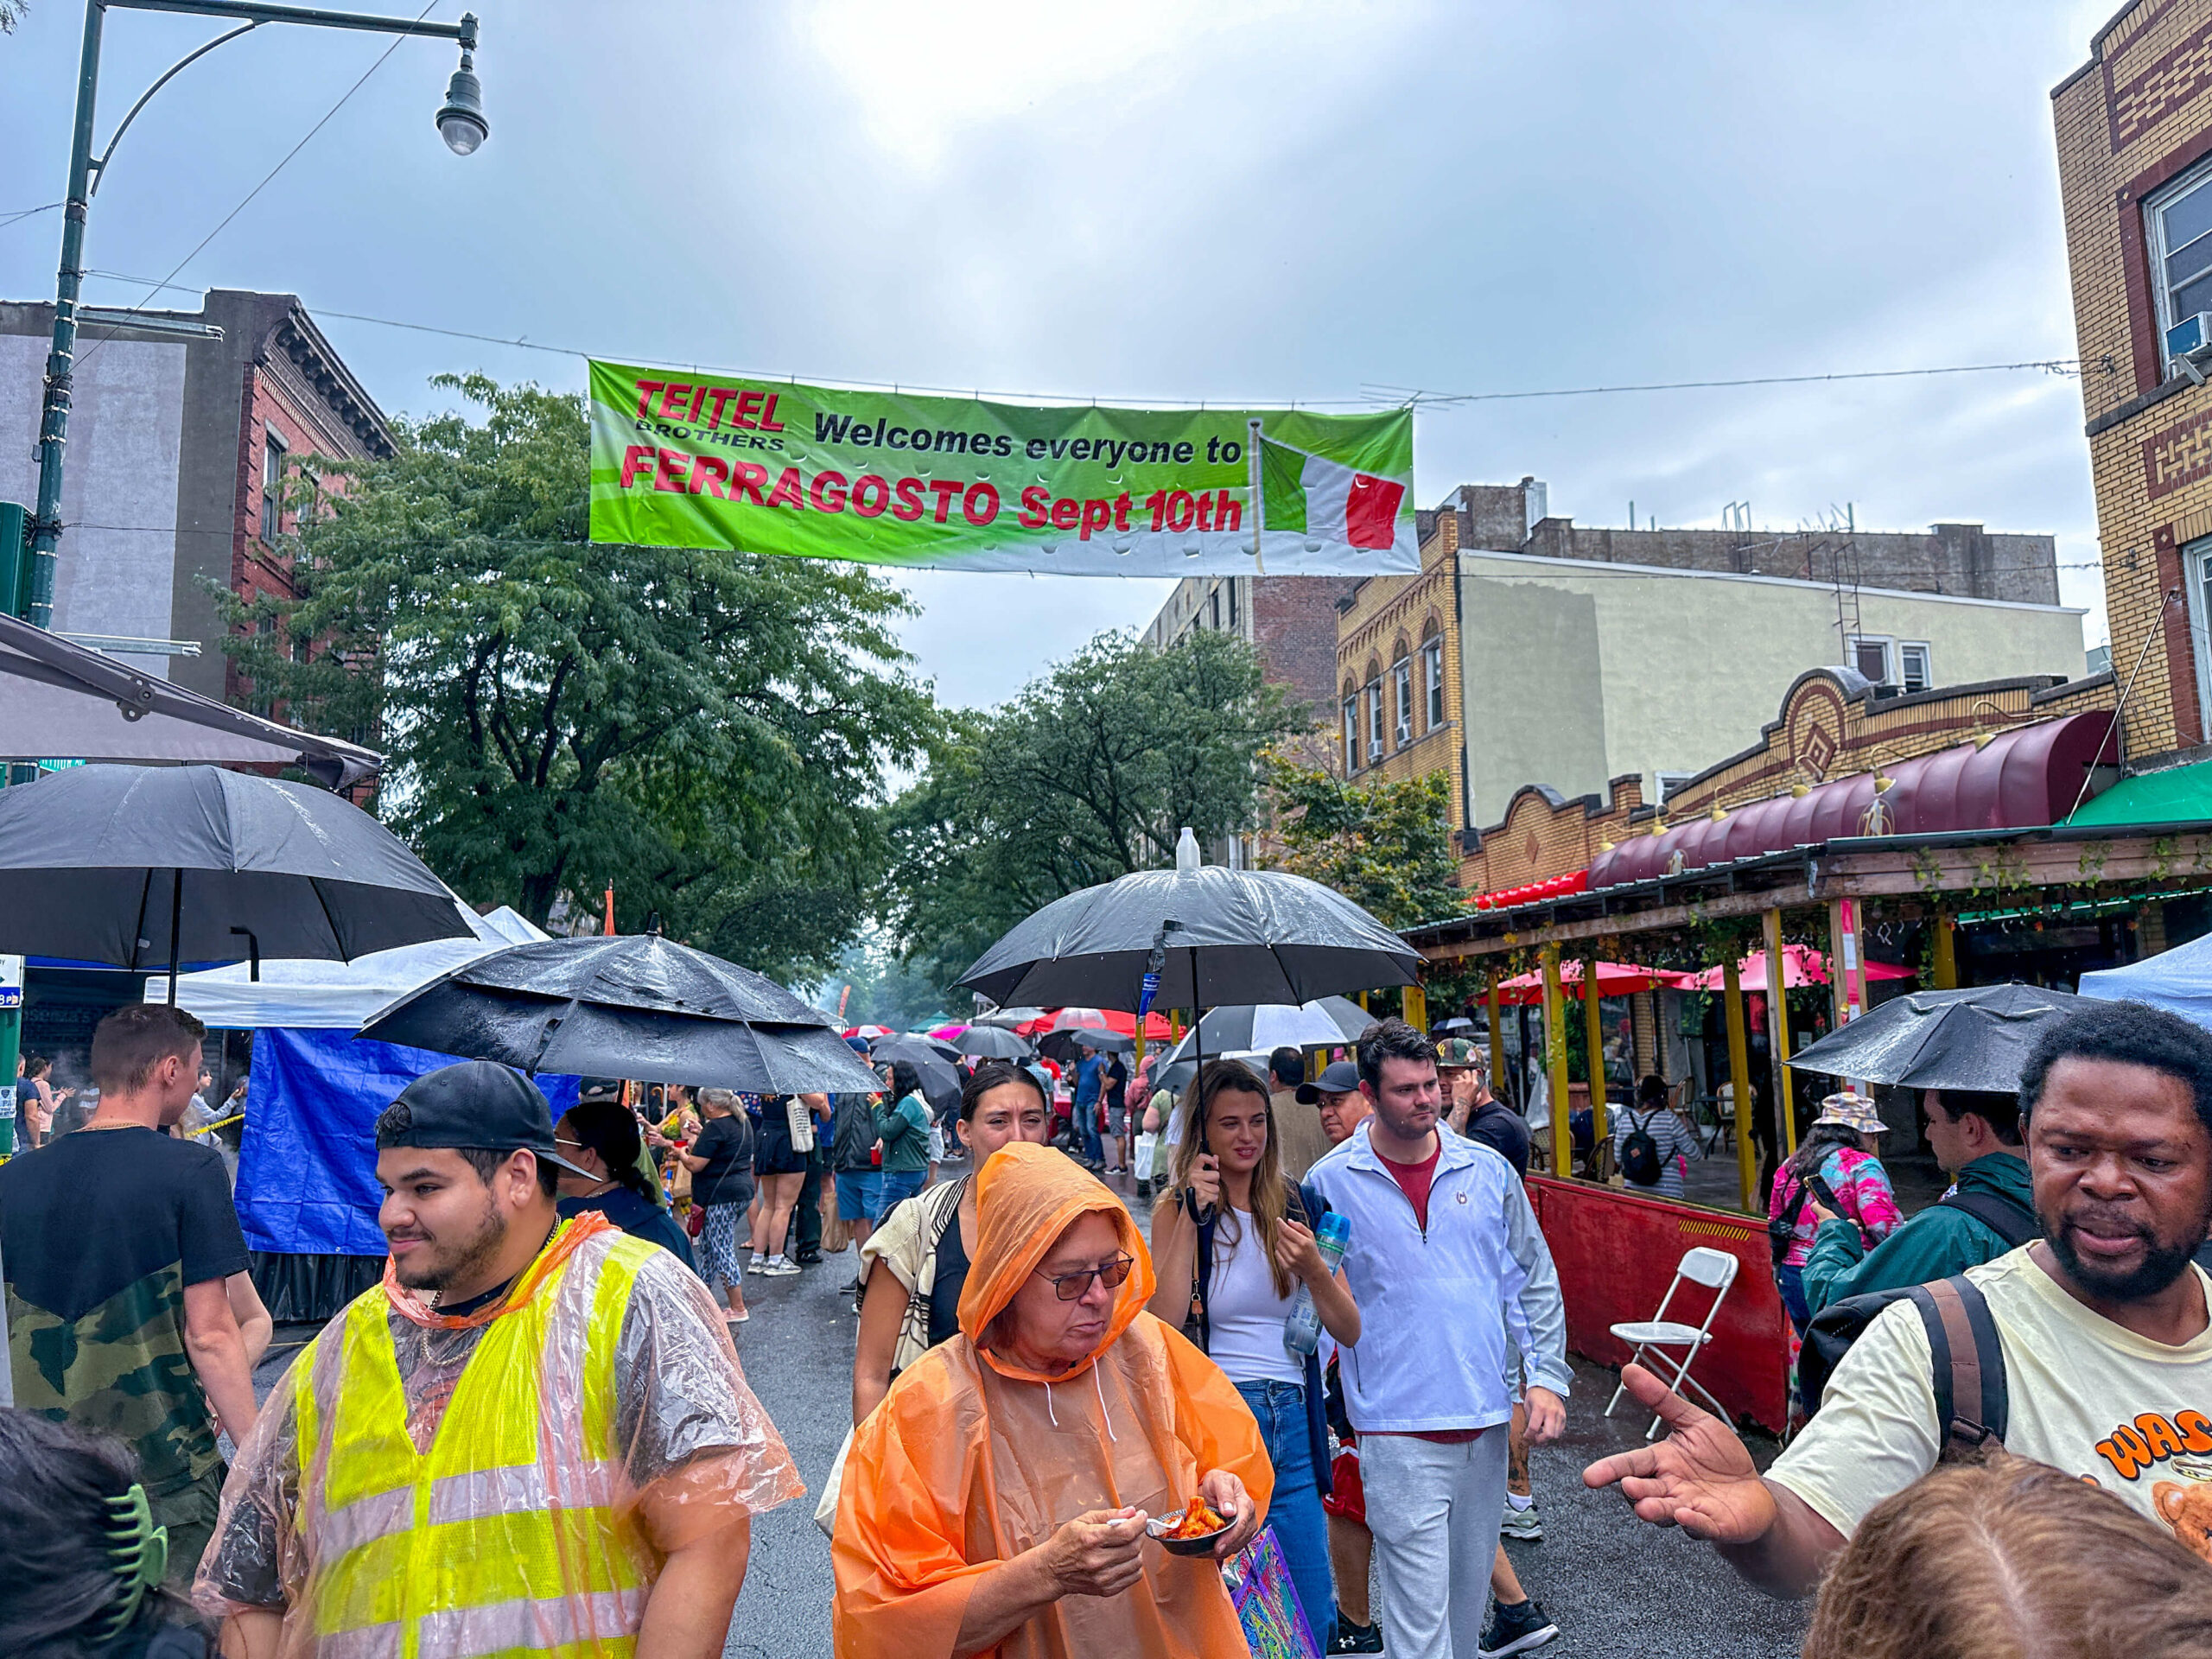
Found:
[22,1,488,630]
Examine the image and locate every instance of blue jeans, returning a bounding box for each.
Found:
[1077,1097,1103,1164]
[1236,1378,1334,1648]
[835,1170,882,1226]
[1777,1262,1809,1336]
[873,1169,925,1224]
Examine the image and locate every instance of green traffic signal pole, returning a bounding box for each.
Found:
[27,1,482,626]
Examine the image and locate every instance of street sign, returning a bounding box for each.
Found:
[0,954,21,1009]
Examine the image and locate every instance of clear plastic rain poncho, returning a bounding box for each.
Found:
[832,1142,1273,1659]
[194,1211,803,1656]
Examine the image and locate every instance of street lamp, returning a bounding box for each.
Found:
[18,1,488,632]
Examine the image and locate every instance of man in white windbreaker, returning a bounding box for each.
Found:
[1305,1018,1572,1659]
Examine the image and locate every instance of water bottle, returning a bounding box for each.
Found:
[1283,1212,1351,1357]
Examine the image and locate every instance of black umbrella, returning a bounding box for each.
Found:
[868,1035,963,1117]
[357,934,883,1095]
[956,865,1421,1011]
[1038,1027,1136,1064]
[950,1026,1033,1060]
[0,763,469,999]
[1785,983,2087,1094]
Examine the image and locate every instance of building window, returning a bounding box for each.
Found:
[1210,588,1221,630]
[1656,771,1695,805]
[2151,160,2212,365]
[1898,642,1931,693]
[1421,635,1444,729]
[1227,580,1238,632]
[1391,658,1413,748]
[1364,678,1384,763]
[2186,536,2212,738]
[1342,694,1360,773]
[1848,635,1893,686]
[261,433,286,543]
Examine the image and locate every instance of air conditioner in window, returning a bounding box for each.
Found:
[1395,721,1412,747]
[2169,313,2212,380]
[1367,739,1383,762]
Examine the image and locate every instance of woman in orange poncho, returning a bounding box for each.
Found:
[832,1141,1274,1659]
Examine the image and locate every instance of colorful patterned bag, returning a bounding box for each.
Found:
[1222,1524,1320,1659]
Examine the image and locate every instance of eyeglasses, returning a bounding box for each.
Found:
[1032,1253,1135,1301]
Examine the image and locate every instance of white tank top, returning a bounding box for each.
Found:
[1205,1207,1303,1386]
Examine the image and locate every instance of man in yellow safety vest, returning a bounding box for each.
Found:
[192,1061,803,1657]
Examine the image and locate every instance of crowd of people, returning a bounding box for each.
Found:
[14,995,2212,1656]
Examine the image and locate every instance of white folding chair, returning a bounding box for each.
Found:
[1603,1245,1740,1440]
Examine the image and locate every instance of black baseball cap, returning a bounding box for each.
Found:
[1296,1059,1362,1103]
[381,1061,594,1178]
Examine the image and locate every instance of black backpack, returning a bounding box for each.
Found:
[1619,1110,1663,1186]
[1798,1274,2008,1455]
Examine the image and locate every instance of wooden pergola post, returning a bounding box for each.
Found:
[1762,908,1796,1157]
[1582,946,1609,1157]
[1541,944,1573,1176]
[1485,971,1504,1104]
[1722,951,1757,1212]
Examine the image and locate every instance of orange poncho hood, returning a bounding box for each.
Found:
[956,1142,1157,1381]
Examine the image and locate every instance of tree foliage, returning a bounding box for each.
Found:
[1263,753,1461,931]
[219,374,935,979]
[886,628,1303,993]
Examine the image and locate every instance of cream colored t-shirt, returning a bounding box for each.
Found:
[1771,1246,2212,1561]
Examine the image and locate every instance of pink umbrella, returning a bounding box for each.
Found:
[928,1022,968,1040]
[1677,944,1912,993]
[1493,960,1689,1006]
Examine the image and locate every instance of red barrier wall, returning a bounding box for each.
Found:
[1526,1176,1791,1435]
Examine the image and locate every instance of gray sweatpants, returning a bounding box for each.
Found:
[1360,1426,1510,1659]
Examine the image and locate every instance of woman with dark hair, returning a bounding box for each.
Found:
[0,1409,213,1658]
[871,1059,933,1225]
[677,1088,755,1322]
[553,1098,702,1273]
[1768,1090,1902,1338]
[851,1061,1054,1424]
[1146,1058,1359,1649]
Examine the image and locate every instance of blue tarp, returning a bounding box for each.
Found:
[237,1027,579,1256]
[2080,931,2212,1032]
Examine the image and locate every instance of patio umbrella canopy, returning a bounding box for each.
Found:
[1785,983,2086,1093]
[356,934,883,1095]
[1156,998,1375,1070]
[1675,944,1913,993]
[0,763,469,976]
[957,864,1421,1012]
[1493,960,1688,1006]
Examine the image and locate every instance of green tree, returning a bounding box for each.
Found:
[219,373,935,978]
[887,628,1303,993]
[1264,753,1461,931]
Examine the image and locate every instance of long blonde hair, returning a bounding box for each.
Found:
[1168,1059,1295,1299]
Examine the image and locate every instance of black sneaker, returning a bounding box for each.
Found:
[1478,1598,1559,1657]
[1325,1619,1382,1655]
[795,1248,823,1266]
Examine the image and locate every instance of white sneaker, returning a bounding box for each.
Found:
[761,1256,801,1277]
[1500,1499,1543,1541]
[746,1255,768,1275]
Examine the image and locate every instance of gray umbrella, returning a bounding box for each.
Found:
[1156,998,1374,1069]
[1785,982,2087,1094]
[869,1034,963,1116]
[950,1026,1033,1060]
[956,865,1421,1012]
[357,933,883,1095]
[0,763,468,995]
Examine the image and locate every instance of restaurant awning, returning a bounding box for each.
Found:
[2066,757,2212,829]
[0,613,380,790]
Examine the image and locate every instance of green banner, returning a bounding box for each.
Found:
[587,360,1418,576]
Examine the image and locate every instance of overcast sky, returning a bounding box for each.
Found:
[0,1,2120,711]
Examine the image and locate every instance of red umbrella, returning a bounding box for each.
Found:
[843,1023,893,1039]
[1039,1006,1175,1039]
[1493,960,1688,1006]
[1677,944,1913,993]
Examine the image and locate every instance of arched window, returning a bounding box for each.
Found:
[1340,679,1360,773]
[1420,621,1446,731]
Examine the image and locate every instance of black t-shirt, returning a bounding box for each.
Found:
[1465,1099,1531,1179]
[925,1209,972,1349]
[690,1115,753,1205]
[1105,1056,1128,1113]
[0,1124,249,1494]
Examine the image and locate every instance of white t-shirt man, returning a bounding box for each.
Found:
[1771,1245,2212,1557]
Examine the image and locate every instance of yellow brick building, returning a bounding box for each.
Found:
[2056,0,2212,760]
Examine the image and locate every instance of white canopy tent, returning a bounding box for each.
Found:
[148,904,550,1027]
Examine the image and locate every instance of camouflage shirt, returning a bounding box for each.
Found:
[2,1124,249,1496]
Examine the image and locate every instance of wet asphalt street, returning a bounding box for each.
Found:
[249,1168,1813,1656]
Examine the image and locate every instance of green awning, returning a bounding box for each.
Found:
[2068,760,2212,827]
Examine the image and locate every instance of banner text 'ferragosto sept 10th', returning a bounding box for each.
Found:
[585,359,1419,577]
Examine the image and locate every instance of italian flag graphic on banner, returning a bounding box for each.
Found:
[1260,433,1407,550]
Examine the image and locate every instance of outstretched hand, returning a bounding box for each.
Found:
[1582,1363,1777,1543]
